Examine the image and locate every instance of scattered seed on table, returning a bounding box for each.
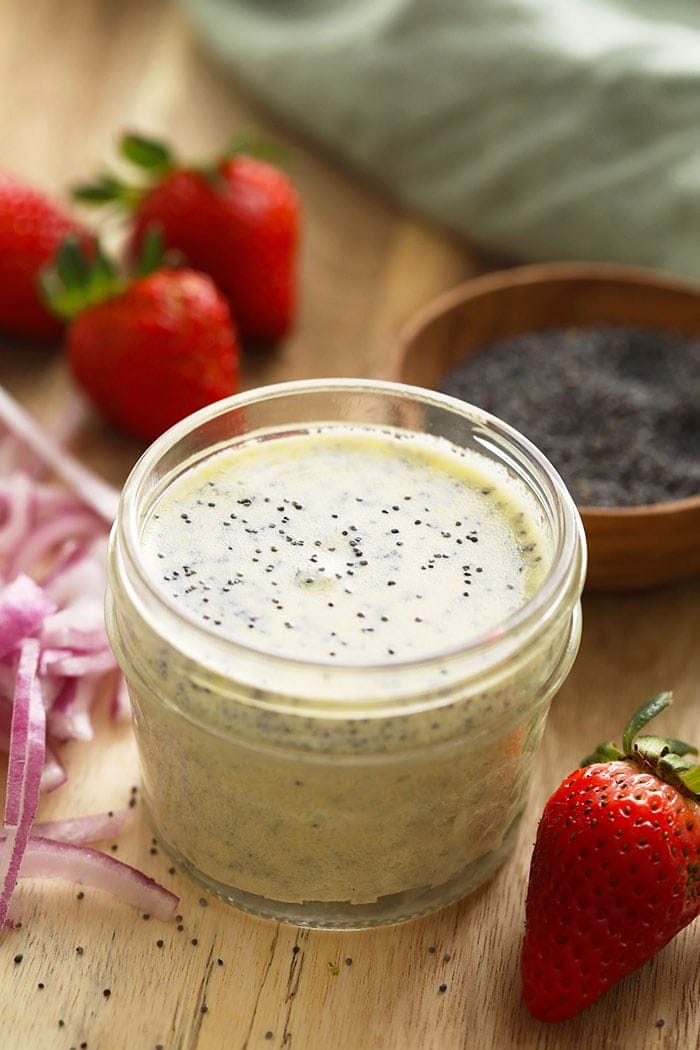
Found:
[103,989,111,998]
[199,897,208,907]
[156,939,164,948]
[217,958,224,966]
[345,958,353,966]
[265,1032,274,1040]
[76,891,85,900]
[427,946,436,954]
[438,983,448,993]
[191,938,198,946]
[13,953,22,964]
[75,946,84,955]
[200,1005,208,1014]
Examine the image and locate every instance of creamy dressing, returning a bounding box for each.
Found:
[114,422,578,920]
[141,426,549,665]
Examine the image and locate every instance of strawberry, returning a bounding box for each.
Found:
[0,172,90,340]
[42,236,240,443]
[521,691,700,1023]
[73,132,300,342]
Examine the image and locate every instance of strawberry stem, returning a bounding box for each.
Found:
[40,236,124,320]
[621,691,672,754]
[581,690,700,802]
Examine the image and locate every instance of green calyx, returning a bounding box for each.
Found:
[40,228,164,320]
[72,130,284,210]
[72,133,176,210]
[581,691,700,799]
[40,237,122,320]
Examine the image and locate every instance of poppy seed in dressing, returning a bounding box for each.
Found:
[107,386,585,928]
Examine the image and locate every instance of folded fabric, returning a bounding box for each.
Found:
[181,0,700,280]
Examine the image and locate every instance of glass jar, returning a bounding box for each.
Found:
[106,379,586,929]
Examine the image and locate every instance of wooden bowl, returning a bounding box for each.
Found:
[386,262,700,593]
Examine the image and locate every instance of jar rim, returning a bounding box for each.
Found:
[112,378,586,701]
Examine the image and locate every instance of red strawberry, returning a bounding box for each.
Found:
[42,237,240,443]
[73,133,300,342]
[0,172,90,339]
[520,691,700,1023]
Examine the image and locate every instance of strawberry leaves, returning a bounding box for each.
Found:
[40,237,121,320]
[40,230,165,319]
[72,129,282,206]
[581,690,700,800]
[72,133,174,207]
[120,133,174,173]
[72,173,140,208]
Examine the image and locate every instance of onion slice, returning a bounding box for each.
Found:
[18,837,179,921]
[0,388,179,929]
[0,638,46,929]
[0,575,56,659]
[30,810,131,845]
[0,386,120,523]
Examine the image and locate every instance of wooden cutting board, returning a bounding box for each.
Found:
[0,3,698,1048]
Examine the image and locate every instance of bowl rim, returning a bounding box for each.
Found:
[394,260,700,519]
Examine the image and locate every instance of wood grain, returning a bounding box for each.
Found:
[0,3,698,1049]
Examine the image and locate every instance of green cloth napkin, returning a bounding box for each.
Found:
[181,0,700,280]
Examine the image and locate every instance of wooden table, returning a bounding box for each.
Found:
[1,3,698,1048]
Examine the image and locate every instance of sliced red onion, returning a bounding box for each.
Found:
[0,659,16,697]
[0,386,120,523]
[31,810,130,844]
[46,675,95,742]
[0,811,131,846]
[0,575,56,659]
[0,474,33,563]
[0,390,180,930]
[18,837,178,921]
[40,744,68,793]
[41,600,109,652]
[0,638,46,930]
[41,537,108,605]
[40,647,116,679]
[9,510,104,579]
